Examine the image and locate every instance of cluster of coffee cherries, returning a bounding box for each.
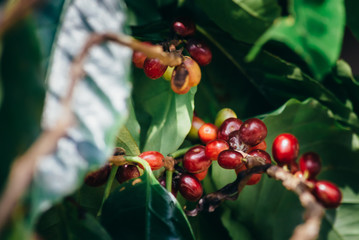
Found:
[131,17,212,94]
[174,108,271,201]
[272,133,342,208]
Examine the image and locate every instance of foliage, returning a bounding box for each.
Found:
[0,0,359,239]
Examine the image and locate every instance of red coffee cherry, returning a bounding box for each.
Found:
[248,149,271,165]
[218,150,243,169]
[248,140,267,152]
[218,118,243,141]
[139,151,164,170]
[84,163,112,187]
[183,145,212,173]
[313,181,342,208]
[143,58,167,79]
[239,118,267,146]
[186,39,212,66]
[172,17,196,36]
[198,123,218,144]
[299,152,321,179]
[179,173,203,201]
[193,168,208,181]
[116,164,140,184]
[205,139,229,160]
[272,133,299,165]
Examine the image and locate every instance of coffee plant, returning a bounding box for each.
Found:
[0,0,358,239]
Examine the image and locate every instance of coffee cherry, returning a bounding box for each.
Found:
[234,164,261,185]
[290,161,300,174]
[218,150,243,169]
[227,130,249,152]
[116,164,140,184]
[272,133,299,165]
[139,151,164,170]
[198,123,218,144]
[84,163,112,187]
[193,168,208,181]
[205,139,229,160]
[248,140,267,152]
[186,39,212,66]
[179,173,203,201]
[217,118,243,141]
[171,63,190,94]
[183,145,212,173]
[172,17,196,36]
[188,116,205,140]
[299,152,321,179]
[183,56,201,87]
[248,149,271,165]
[214,108,237,127]
[143,58,167,79]
[313,181,342,208]
[132,42,153,68]
[239,118,267,146]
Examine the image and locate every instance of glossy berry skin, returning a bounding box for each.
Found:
[227,130,249,152]
[183,56,201,87]
[239,118,267,146]
[132,42,152,68]
[218,150,243,169]
[218,118,243,141]
[179,173,203,201]
[198,123,218,144]
[214,108,237,127]
[139,151,164,170]
[272,133,299,165]
[193,168,208,181]
[84,163,112,187]
[186,39,212,66]
[183,145,212,173]
[205,139,229,160]
[172,17,196,36]
[143,58,167,79]
[313,181,342,208]
[116,164,140,184]
[248,149,271,165]
[188,116,205,140]
[299,152,321,179]
[235,164,261,185]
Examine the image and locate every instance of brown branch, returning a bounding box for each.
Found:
[266,165,325,240]
[68,33,183,96]
[0,0,42,37]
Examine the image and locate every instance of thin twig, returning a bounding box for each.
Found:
[266,166,325,240]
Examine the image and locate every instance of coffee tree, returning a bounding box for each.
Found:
[0,0,358,239]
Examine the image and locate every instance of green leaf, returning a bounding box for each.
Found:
[247,0,345,79]
[132,69,196,156]
[29,0,132,223]
[101,158,195,240]
[0,17,45,191]
[194,0,281,43]
[345,0,359,40]
[207,98,359,239]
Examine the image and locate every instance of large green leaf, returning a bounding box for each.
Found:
[345,0,359,41]
[248,0,345,79]
[206,98,359,239]
[101,158,195,240]
[29,0,132,223]
[194,0,281,43]
[132,68,196,156]
[0,17,45,191]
